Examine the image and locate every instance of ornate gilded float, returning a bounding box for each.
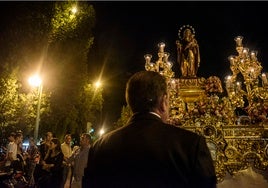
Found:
[144,25,268,182]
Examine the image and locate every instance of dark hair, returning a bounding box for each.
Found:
[46,132,53,137]
[29,137,35,142]
[126,71,167,113]
[15,132,23,139]
[81,133,91,143]
[9,132,16,137]
[51,138,61,153]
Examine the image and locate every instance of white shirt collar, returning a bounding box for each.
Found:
[149,112,161,119]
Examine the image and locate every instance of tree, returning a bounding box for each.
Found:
[44,1,97,139]
[0,68,21,127]
[0,2,100,140]
[77,83,103,134]
[0,66,51,137]
[115,105,132,129]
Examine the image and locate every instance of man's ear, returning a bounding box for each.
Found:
[159,94,168,113]
[159,94,169,122]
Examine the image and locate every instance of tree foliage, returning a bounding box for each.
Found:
[77,84,103,133]
[44,1,97,139]
[0,68,21,126]
[115,105,132,129]
[0,67,51,136]
[0,1,100,140]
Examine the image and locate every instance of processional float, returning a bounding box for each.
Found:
[144,25,268,182]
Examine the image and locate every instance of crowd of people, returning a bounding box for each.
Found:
[0,130,91,188]
[1,70,216,188]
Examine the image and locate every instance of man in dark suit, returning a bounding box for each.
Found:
[83,71,217,188]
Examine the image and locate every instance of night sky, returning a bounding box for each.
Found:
[1,1,268,128]
[89,1,268,126]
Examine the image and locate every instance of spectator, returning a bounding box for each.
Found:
[68,133,91,188]
[5,132,17,170]
[61,134,72,188]
[83,71,217,188]
[39,132,53,161]
[15,132,25,172]
[25,137,39,185]
[34,131,53,185]
[38,138,64,188]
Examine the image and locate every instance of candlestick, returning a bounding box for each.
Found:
[228,55,235,65]
[262,73,268,86]
[158,42,165,53]
[236,82,241,92]
[234,36,243,47]
[250,51,257,61]
[144,54,152,64]
[242,48,249,58]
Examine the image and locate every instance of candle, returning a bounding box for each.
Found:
[250,51,257,61]
[234,36,243,47]
[228,56,235,65]
[225,75,231,88]
[243,48,249,58]
[158,42,165,53]
[144,54,152,64]
[236,82,241,92]
[164,52,170,62]
[262,73,268,86]
[249,68,254,78]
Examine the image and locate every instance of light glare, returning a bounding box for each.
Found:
[99,128,105,136]
[71,6,77,14]
[28,75,42,87]
[95,81,102,88]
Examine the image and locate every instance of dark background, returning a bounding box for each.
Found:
[1,1,268,128]
[89,1,268,126]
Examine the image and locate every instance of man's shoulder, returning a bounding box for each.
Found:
[91,126,127,147]
[165,123,202,139]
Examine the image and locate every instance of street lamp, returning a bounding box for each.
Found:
[94,80,103,127]
[99,128,105,137]
[71,6,77,14]
[28,75,43,142]
[94,80,102,89]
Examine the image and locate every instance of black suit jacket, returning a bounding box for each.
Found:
[83,113,217,188]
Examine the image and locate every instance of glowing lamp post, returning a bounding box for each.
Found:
[94,80,102,88]
[28,75,43,142]
[99,128,105,137]
[71,6,77,14]
[94,80,103,128]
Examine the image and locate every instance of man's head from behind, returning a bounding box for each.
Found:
[126,71,169,121]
